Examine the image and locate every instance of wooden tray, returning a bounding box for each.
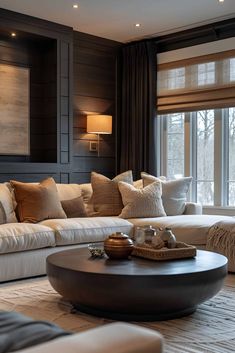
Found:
[132,242,197,261]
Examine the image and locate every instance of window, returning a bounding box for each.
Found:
[198,62,215,86]
[157,50,235,207]
[228,108,235,206]
[162,113,184,178]
[196,110,214,205]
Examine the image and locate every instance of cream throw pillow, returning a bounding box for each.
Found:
[0,202,6,224]
[91,171,133,216]
[0,183,18,223]
[141,172,192,216]
[118,181,166,219]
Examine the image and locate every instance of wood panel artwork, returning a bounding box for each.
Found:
[0,63,29,155]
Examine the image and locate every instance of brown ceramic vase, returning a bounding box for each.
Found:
[104,232,134,259]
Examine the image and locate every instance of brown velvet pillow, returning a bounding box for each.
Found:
[10,178,67,223]
[61,196,87,218]
[91,171,133,216]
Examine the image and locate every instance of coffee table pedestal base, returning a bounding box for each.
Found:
[72,303,197,321]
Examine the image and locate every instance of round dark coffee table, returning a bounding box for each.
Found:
[46,248,227,321]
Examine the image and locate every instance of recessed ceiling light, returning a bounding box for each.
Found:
[135,23,141,28]
[11,32,16,37]
[218,0,224,3]
[73,4,78,8]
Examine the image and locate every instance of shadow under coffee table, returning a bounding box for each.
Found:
[47,248,227,321]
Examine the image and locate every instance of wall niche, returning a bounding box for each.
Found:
[0,29,57,163]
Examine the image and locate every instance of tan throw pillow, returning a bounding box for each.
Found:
[91,171,133,216]
[10,178,67,223]
[141,172,192,216]
[61,196,87,218]
[118,181,166,219]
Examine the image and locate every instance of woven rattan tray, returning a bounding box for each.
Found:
[132,242,197,261]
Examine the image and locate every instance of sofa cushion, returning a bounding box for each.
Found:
[41,217,133,246]
[0,223,56,254]
[91,171,133,216]
[0,184,17,223]
[118,181,166,219]
[79,183,93,204]
[79,183,95,216]
[10,178,67,223]
[56,183,82,201]
[142,173,192,216]
[128,215,234,245]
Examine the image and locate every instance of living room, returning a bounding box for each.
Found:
[0,0,235,352]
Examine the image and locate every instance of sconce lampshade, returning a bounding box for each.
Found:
[87,115,112,134]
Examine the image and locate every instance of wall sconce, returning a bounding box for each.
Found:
[87,115,112,157]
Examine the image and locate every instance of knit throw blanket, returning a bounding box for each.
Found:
[207,219,235,272]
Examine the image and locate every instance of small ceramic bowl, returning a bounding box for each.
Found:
[88,243,105,258]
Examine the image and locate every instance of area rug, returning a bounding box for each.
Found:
[0,275,235,353]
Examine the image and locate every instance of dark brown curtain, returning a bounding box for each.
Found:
[117,40,157,180]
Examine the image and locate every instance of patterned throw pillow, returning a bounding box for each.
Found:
[91,171,133,216]
[118,181,166,219]
[141,172,192,216]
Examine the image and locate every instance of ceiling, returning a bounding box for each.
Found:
[0,0,235,43]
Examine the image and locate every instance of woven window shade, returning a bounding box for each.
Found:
[157,50,235,114]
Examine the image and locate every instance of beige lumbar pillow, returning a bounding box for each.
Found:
[118,181,166,219]
[141,172,192,216]
[91,171,133,216]
[10,177,67,223]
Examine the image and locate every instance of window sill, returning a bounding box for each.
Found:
[203,206,235,217]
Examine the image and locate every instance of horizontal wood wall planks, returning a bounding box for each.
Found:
[73,31,121,183]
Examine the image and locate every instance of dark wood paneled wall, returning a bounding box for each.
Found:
[0,8,73,183]
[72,31,121,183]
[0,9,120,184]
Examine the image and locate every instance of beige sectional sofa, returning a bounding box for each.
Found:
[0,181,234,282]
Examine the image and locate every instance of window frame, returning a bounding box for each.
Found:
[158,108,235,212]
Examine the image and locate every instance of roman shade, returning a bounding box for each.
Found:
[157,49,235,114]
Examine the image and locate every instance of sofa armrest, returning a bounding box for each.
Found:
[184,202,202,215]
[16,323,163,353]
